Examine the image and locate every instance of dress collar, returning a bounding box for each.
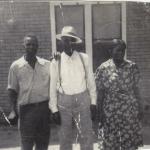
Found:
[111,58,127,68]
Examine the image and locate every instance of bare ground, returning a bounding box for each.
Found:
[0,124,150,149]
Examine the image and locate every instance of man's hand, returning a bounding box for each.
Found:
[52,111,61,125]
[90,104,97,121]
[8,110,18,125]
[50,52,61,61]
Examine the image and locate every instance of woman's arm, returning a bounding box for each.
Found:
[132,63,143,121]
[97,89,105,125]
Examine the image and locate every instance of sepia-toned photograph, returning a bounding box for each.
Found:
[0,0,150,150]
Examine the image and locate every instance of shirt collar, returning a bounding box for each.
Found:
[18,56,45,68]
[36,56,46,65]
[62,50,78,60]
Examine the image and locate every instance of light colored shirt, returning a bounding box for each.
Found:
[49,51,97,113]
[7,56,50,105]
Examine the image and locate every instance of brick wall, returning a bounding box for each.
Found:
[127,2,150,125]
[0,1,51,118]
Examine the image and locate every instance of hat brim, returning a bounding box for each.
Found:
[56,33,82,44]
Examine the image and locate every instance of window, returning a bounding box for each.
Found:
[92,4,121,71]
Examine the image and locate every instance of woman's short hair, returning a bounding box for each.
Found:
[112,39,126,50]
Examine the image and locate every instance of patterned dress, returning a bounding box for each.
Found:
[95,59,143,150]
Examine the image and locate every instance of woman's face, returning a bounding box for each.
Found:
[112,45,125,62]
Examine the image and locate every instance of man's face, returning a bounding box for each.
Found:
[61,36,76,56]
[24,36,38,57]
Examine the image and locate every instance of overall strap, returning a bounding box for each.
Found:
[78,53,87,88]
[58,55,65,94]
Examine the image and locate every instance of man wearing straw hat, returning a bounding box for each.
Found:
[50,26,97,150]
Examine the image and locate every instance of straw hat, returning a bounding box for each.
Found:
[56,26,82,43]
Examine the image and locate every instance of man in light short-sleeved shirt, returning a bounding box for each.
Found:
[7,34,50,150]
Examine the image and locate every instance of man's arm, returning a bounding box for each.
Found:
[49,59,61,125]
[7,89,18,125]
[84,55,97,105]
[49,59,59,113]
[82,54,97,121]
[7,63,19,125]
[8,89,18,112]
[7,63,19,112]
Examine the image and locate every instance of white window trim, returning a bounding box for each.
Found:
[50,1,127,68]
[122,2,127,58]
[85,4,93,70]
[50,3,56,53]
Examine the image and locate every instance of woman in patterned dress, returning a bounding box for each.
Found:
[95,39,143,150]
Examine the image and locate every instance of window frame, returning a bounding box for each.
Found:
[49,1,127,70]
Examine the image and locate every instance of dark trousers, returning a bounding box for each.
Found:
[19,101,50,150]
